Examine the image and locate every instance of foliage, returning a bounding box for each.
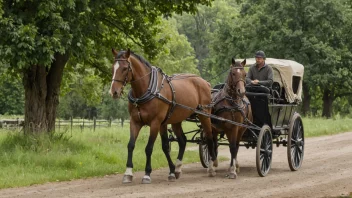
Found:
[57,17,199,120]
[58,68,102,119]
[202,0,352,116]
[98,91,129,121]
[0,65,24,115]
[153,19,199,75]
[175,0,240,81]
[0,0,213,78]
[0,0,215,133]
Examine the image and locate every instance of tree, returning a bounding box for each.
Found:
[0,64,24,115]
[175,0,240,80]
[98,91,129,127]
[153,19,199,75]
[208,0,352,117]
[0,0,213,133]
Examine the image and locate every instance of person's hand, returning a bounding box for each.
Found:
[251,79,259,84]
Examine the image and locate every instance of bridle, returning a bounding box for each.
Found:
[227,66,246,97]
[111,58,132,88]
[111,57,153,95]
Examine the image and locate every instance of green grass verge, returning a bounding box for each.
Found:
[0,117,351,189]
[303,117,352,137]
[0,123,201,189]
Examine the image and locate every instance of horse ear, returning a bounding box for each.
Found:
[126,48,131,58]
[241,59,246,67]
[231,57,236,65]
[112,48,118,56]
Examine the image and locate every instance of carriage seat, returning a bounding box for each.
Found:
[245,85,271,98]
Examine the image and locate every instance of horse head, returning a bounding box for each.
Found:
[227,58,247,98]
[110,48,133,99]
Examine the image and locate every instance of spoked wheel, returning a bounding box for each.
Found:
[287,113,304,171]
[199,129,210,168]
[256,124,273,177]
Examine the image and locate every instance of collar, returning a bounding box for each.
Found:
[256,62,267,70]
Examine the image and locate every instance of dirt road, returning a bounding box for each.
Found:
[1,132,352,198]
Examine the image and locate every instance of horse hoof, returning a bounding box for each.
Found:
[122,175,133,183]
[141,176,151,184]
[213,159,218,167]
[208,171,216,177]
[207,169,216,177]
[228,173,237,179]
[175,172,181,179]
[168,174,176,182]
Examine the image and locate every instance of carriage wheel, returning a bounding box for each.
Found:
[256,124,273,177]
[287,113,304,171]
[199,129,210,168]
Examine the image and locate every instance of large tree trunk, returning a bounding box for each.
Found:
[23,53,69,134]
[322,88,334,118]
[301,82,311,116]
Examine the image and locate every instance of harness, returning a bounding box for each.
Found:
[127,67,177,125]
[112,56,177,125]
[211,66,251,125]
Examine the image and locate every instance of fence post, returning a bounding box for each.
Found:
[82,118,85,132]
[109,117,112,127]
[70,116,73,133]
[17,118,20,130]
[93,117,96,132]
[58,118,60,132]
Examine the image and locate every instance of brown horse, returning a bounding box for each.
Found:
[109,49,216,184]
[211,58,252,179]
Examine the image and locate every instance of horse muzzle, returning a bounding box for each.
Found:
[110,88,122,99]
[237,88,246,98]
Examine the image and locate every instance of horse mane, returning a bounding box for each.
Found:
[117,50,152,68]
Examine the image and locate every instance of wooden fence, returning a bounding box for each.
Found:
[0,118,128,131]
[0,118,24,129]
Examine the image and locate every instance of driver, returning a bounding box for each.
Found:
[245,50,273,88]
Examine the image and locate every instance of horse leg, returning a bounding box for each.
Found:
[235,127,245,173]
[235,142,240,173]
[160,124,176,182]
[142,124,160,184]
[227,127,238,179]
[198,115,216,177]
[212,127,219,167]
[171,122,187,179]
[122,119,143,184]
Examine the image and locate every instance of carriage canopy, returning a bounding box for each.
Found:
[243,58,304,103]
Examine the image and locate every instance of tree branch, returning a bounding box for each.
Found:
[101,17,144,48]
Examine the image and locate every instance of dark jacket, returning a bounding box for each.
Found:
[245,63,273,87]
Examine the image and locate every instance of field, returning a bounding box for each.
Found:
[0,117,351,189]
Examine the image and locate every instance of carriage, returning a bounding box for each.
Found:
[111,49,305,183]
[168,58,305,177]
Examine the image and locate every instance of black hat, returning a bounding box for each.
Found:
[255,50,266,58]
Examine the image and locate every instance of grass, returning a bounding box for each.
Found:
[0,122,202,189]
[0,116,351,189]
[303,117,352,137]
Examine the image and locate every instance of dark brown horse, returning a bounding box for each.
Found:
[109,49,216,184]
[211,58,252,179]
